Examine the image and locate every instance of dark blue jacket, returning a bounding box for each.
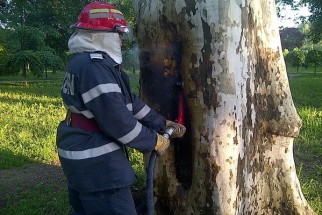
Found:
[56,52,165,192]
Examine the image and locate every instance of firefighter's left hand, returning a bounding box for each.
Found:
[155,134,170,155]
[166,120,186,138]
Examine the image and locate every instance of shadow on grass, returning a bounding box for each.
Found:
[0,81,63,100]
[0,149,148,215]
[0,149,69,215]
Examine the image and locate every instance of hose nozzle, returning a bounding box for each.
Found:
[163,127,174,139]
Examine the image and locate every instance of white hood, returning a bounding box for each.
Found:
[68,29,122,64]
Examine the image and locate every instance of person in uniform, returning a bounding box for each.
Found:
[56,2,186,215]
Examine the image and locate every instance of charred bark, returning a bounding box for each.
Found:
[133,0,316,214]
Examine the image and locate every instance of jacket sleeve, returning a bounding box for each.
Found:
[130,93,166,132]
[119,70,166,132]
[79,61,157,153]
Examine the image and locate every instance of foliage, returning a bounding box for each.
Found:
[16,26,48,50]
[276,0,301,20]
[0,0,137,77]
[276,0,294,5]
[108,0,136,27]
[284,48,307,72]
[276,0,322,43]
[6,50,43,77]
[0,0,84,48]
[37,51,65,74]
[278,0,322,43]
[284,44,322,75]
[0,43,8,76]
[0,1,66,77]
[122,45,140,73]
[280,27,305,50]
[2,50,64,78]
[306,49,322,75]
[301,0,322,43]
[282,48,289,58]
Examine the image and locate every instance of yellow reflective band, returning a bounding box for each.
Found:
[90,8,109,14]
[110,9,123,15]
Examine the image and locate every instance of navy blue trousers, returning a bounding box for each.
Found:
[69,186,137,215]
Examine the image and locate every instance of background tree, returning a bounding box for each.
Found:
[0,0,137,77]
[133,0,316,214]
[0,0,64,78]
[301,0,322,43]
[275,0,300,21]
[278,0,322,43]
[6,50,42,77]
[122,45,140,74]
[279,27,305,50]
[0,28,8,76]
[285,48,307,72]
[37,51,64,78]
[306,49,322,75]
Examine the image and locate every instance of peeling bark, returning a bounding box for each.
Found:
[133,0,316,214]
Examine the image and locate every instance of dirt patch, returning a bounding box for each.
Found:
[0,163,147,213]
[0,163,66,207]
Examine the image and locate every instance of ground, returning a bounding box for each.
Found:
[0,163,147,214]
[0,163,65,208]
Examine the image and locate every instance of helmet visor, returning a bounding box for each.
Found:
[114,24,129,33]
[118,24,133,42]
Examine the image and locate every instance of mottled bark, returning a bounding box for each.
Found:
[132,0,316,214]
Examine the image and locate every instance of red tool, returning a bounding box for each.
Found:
[175,90,185,126]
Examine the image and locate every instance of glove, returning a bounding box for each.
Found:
[166,120,186,138]
[154,134,170,155]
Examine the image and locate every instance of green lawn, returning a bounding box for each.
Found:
[286,64,322,75]
[289,75,322,213]
[0,71,143,215]
[0,71,321,214]
[0,75,69,214]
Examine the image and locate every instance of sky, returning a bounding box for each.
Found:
[278,4,311,28]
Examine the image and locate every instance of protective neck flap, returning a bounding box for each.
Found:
[68,29,122,64]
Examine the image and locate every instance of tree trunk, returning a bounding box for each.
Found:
[132,0,316,214]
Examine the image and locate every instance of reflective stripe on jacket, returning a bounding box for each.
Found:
[56,52,165,192]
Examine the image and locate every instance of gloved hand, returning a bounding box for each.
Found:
[154,134,170,155]
[166,120,186,138]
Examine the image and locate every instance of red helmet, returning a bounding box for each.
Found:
[72,2,128,33]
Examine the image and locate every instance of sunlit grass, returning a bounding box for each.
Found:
[0,73,144,214]
[0,70,320,214]
[289,75,322,214]
[0,82,65,168]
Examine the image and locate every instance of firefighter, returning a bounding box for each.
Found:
[56,2,186,215]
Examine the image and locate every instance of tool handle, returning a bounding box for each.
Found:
[147,126,175,214]
[163,126,174,139]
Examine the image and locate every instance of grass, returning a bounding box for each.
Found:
[0,69,321,214]
[0,71,143,215]
[289,74,322,214]
[1,184,69,215]
[0,72,70,214]
[0,71,64,82]
[0,81,65,168]
[286,64,322,75]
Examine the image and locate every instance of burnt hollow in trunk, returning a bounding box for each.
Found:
[140,42,192,189]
